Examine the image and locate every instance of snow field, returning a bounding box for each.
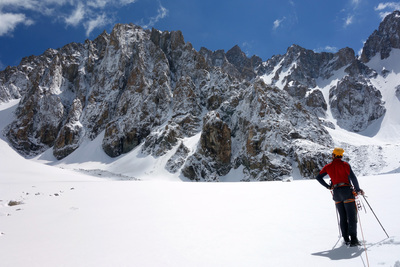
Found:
[1,159,399,267]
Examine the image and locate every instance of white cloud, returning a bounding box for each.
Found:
[86,0,137,9]
[0,0,38,10]
[324,46,338,53]
[272,17,286,30]
[0,12,34,36]
[351,0,361,7]
[0,0,62,36]
[344,15,354,27]
[314,46,338,53]
[87,0,108,9]
[119,0,137,5]
[241,41,255,57]
[339,0,362,30]
[84,13,109,37]
[272,1,297,31]
[142,4,168,29]
[0,0,142,37]
[375,2,400,19]
[65,2,85,27]
[375,2,400,10]
[0,0,71,15]
[380,11,393,18]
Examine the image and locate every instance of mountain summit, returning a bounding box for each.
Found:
[361,10,400,63]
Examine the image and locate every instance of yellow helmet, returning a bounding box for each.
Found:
[332,147,344,157]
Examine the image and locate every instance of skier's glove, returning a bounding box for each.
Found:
[357,189,365,195]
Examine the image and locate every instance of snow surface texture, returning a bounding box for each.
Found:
[1,95,400,266]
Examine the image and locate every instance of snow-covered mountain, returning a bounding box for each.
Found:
[1,11,400,181]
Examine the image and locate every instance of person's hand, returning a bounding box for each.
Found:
[357,189,365,195]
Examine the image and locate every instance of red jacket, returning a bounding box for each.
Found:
[320,158,351,185]
[316,158,361,192]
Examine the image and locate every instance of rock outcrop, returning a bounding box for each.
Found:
[361,10,400,63]
[182,79,333,181]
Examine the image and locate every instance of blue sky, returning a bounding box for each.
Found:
[0,0,399,70]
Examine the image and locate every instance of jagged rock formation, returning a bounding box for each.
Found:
[258,42,385,132]
[1,11,400,181]
[361,10,400,62]
[330,76,386,132]
[258,46,356,116]
[53,98,84,159]
[182,80,332,181]
[0,66,27,101]
[199,45,262,81]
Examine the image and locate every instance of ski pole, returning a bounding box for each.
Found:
[335,206,341,238]
[362,195,389,238]
[355,198,370,267]
[330,190,341,238]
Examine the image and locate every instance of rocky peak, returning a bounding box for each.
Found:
[333,47,356,69]
[199,45,262,81]
[284,45,337,78]
[92,30,110,58]
[199,47,227,67]
[225,45,261,80]
[199,47,241,78]
[150,28,186,54]
[361,10,400,63]
[109,23,145,48]
[283,44,307,63]
[226,45,246,62]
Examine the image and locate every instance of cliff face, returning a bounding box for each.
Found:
[360,11,400,63]
[1,11,400,181]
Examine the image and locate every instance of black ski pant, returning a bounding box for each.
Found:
[333,186,358,238]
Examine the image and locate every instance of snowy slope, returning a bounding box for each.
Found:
[364,49,400,142]
[1,93,400,267]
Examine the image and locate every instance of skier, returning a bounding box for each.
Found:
[316,147,365,247]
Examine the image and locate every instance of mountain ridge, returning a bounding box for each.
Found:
[1,12,400,181]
